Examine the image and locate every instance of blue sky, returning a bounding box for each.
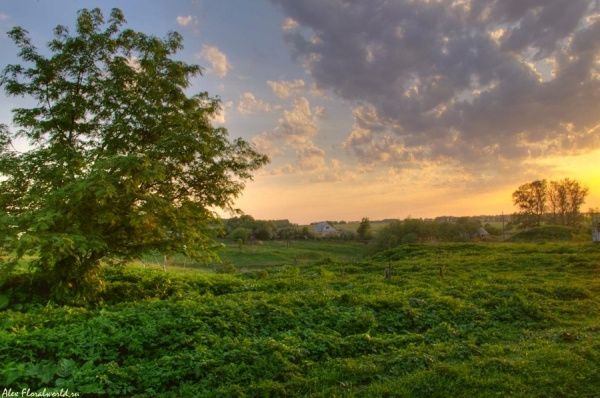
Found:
[1,1,599,224]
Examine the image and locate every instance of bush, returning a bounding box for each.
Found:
[402,233,419,244]
[215,261,238,274]
[229,227,251,243]
[507,226,573,242]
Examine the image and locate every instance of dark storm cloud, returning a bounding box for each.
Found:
[269,0,600,173]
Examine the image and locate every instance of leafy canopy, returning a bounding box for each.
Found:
[0,8,268,296]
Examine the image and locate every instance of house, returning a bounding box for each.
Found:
[314,222,340,237]
[593,215,600,243]
[478,227,490,239]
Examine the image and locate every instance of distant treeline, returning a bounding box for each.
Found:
[372,217,500,251]
[222,214,505,248]
[312,215,513,225]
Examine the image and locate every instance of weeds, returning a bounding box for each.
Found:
[1,242,599,395]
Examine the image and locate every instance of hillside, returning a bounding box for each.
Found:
[1,242,600,396]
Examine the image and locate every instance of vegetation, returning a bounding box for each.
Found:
[513,178,589,229]
[356,217,373,240]
[223,216,297,241]
[373,217,490,251]
[507,226,575,243]
[0,8,267,301]
[1,242,599,396]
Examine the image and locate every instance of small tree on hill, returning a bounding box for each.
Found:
[356,217,372,240]
[0,8,268,301]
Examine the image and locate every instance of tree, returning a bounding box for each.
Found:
[356,217,372,240]
[517,178,589,228]
[512,180,547,228]
[0,8,268,300]
[548,180,568,225]
[229,227,251,244]
[562,178,589,227]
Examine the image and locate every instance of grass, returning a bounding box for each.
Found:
[134,239,367,273]
[1,242,600,396]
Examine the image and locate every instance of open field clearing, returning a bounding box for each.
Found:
[133,240,368,273]
[1,242,600,396]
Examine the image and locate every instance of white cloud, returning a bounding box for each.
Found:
[267,79,306,99]
[280,17,298,31]
[277,96,317,144]
[252,132,282,157]
[197,45,231,77]
[237,92,276,115]
[253,96,330,176]
[176,15,194,27]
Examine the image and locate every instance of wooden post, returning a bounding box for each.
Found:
[384,258,392,279]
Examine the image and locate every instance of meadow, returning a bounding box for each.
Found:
[1,241,600,396]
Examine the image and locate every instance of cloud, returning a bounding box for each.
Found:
[277,96,318,144]
[176,15,194,27]
[197,45,231,77]
[269,0,600,180]
[267,79,306,98]
[237,92,276,115]
[280,17,298,31]
[210,101,232,125]
[253,96,329,176]
[252,132,281,157]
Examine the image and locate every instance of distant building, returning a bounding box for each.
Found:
[593,215,600,243]
[477,227,490,240]
[314,222,340,237]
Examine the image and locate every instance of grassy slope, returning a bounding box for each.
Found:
[134,240,367,274]
[1,242,600,396]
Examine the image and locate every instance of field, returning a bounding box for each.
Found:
[1,242,600,396]
[136,240,367,273]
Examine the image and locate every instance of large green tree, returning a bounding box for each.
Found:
[0,8,267,299]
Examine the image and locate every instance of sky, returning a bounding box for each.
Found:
[1,0,599,224]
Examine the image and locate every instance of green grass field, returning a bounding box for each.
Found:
[135,240,368,273]
[1,242,600,396]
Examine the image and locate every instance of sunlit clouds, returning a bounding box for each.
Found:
[197,45,231,77]
[1,0,599,223]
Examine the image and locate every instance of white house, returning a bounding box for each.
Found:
[314,222,340,237]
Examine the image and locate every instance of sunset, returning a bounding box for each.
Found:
[2,2,600,396]
[2,0,599,224]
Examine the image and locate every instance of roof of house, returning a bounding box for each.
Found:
[314,222,337,233]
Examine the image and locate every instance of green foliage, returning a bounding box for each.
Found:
[374,218,482,251]
[214,261,238,274]
[0,8,267,301]
[402,232,419,244]
[356,217,372,240]
[513,178,590,229]
[507,225,574,242]
[229,227,251,244]
[1,243,600,395]
[224,216,296,240]
[512,179,548,228]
